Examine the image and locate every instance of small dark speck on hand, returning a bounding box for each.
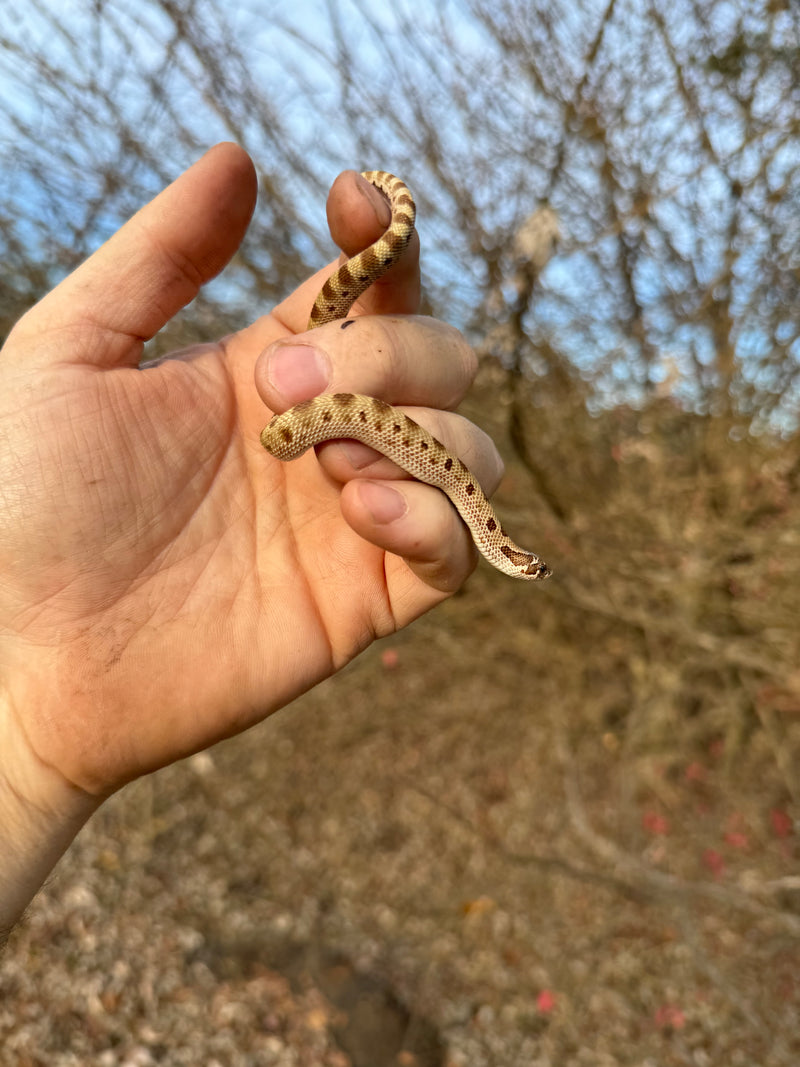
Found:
[341,319,356,330]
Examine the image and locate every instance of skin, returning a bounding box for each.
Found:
[0,143,504,943]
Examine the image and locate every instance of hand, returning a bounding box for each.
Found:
[0,145,501,931]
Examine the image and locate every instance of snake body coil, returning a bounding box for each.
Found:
[260,171,550,582]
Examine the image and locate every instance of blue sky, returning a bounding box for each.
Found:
[2,0,798,428]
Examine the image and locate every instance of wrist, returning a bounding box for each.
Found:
[0,698,99,945]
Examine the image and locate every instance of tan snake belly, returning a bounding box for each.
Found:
[260,171,551,582]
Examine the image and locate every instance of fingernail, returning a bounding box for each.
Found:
[358,482,407,524]
[358,174,391,225]
[266,343,330,402]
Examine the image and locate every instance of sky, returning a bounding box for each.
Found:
[2,0,798,428]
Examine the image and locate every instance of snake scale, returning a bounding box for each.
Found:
[260,170,551,582]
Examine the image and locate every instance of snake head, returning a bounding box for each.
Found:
[525,559,552,580]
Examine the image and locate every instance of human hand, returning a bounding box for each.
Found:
[0,144,501,916]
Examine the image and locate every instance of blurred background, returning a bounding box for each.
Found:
[1,1,799,1064]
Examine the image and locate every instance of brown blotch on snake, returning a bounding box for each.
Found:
[260,170,551,581]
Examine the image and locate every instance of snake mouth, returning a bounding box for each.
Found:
[528,560,552,580]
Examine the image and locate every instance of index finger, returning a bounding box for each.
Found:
[272,170,421,335]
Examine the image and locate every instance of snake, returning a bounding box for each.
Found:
[260,170,551,582]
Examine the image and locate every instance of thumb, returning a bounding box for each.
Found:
[10,142,257,371]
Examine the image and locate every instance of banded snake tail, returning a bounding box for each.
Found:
[260,170,551,582]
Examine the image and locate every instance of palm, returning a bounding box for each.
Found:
[2,317,435,794]
[0,146,486,943]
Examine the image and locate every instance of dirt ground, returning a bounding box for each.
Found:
[3,538,798,1066]
[3,377,800,1065]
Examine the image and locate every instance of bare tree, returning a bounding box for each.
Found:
[3,0,797,421]
[0,0,333,346]
[1,5,799,1059]
[2,0,798,792]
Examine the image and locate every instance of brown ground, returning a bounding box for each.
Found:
[2,386,799,1066]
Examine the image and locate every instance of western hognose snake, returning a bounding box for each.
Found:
[260,171,550,581]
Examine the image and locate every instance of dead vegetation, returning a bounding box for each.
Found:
[1,0,798,1062]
